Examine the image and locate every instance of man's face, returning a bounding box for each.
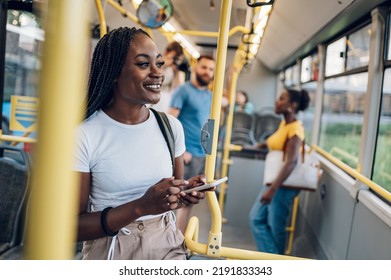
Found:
[194,57,215,87]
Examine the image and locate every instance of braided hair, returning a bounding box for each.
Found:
[285,88,310,112]
[86,27,150,119]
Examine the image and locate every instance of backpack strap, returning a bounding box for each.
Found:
[150,108,175,175]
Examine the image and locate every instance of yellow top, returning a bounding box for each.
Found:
[266,120,305,151]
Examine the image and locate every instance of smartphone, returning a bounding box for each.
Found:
[183,177,228,194]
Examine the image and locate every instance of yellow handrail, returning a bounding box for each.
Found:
[312,145,391,202]
[167,25,250,38]
[185,217,307,260]
[0,134,36,144]
[11,132,32,146]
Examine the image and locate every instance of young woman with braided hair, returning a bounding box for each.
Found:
[74,27,207,260]
[249,87,310,255]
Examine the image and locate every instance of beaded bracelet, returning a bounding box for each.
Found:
[100,207,119,236]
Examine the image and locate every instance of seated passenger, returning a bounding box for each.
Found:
[235,90,255,115]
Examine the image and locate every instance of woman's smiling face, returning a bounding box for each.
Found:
[114,33,165,105]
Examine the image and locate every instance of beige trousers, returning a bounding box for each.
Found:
[82,212,187,260]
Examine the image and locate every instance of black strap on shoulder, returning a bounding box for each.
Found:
[150,108,175,175]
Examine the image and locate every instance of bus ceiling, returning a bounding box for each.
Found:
[92,0,389,73]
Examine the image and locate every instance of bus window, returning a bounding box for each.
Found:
[2,9,43,146]
[325,37,346,77]
[301,53,319,83]
[319,72,368,168]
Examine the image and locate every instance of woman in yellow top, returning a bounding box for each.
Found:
[249,88,310,254]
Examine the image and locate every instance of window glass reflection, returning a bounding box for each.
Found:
[346,24,371,70]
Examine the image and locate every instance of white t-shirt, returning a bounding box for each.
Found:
[74,109,185,218]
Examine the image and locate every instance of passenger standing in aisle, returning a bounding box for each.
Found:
[74,27,208,260]
[248,88,310,254]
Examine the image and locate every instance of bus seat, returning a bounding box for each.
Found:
[0,145,30,257]
[254,113,281,142]
[232,112,255,131]
[231,112,256,146]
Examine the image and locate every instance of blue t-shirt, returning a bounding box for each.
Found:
[170,82,212,156]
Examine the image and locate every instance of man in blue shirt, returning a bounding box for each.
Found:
[169,55,215,233]
[169,55,215,180]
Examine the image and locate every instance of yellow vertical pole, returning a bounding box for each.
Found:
[95,0,107,37]
[25,0,90,259]
[203,0,232,257]
[285,196,299,255]
[218,56,245,215]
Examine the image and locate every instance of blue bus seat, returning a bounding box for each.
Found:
[0,145,30,257]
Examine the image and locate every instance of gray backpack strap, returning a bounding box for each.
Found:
[150,108,175,175]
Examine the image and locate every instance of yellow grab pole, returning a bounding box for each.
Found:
[218,55,245,214]
[25,0,90,259]
[201,0,232,258]
[95,0,107,37]
[285,196,300,255]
